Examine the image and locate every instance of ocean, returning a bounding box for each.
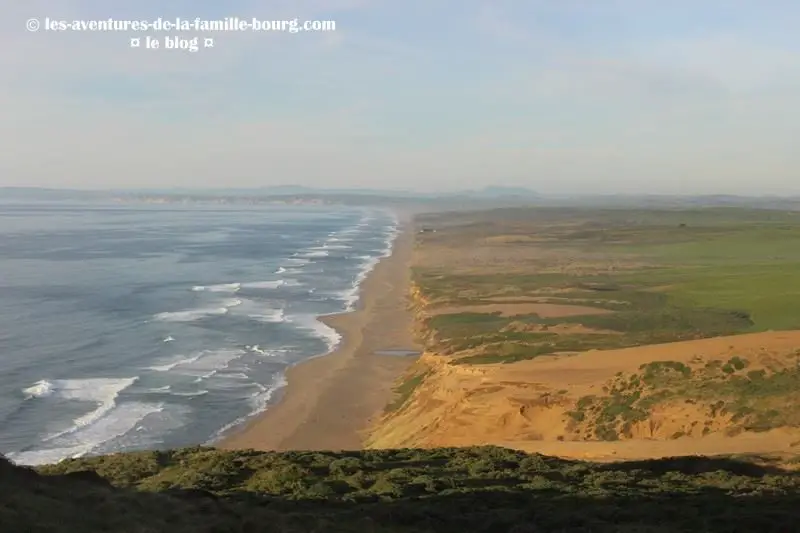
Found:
[0,201,398,465]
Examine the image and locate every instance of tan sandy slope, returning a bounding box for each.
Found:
[367,331,800,461]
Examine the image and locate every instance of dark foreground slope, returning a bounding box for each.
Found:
[3,447,800,532]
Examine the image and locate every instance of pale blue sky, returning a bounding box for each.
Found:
[2,1,799,194]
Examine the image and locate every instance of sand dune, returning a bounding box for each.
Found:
[366,331,800,461]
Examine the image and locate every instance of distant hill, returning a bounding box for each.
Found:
[464,186,541,198]
[3,187,799,211]
[0,187,107,200]
[124,186,430,198]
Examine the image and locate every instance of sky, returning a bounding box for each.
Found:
[2,1,799,195]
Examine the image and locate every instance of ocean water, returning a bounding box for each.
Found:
[0,201,398,465]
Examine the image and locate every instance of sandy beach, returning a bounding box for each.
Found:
[218,213,419,451]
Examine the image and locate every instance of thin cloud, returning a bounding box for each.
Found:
[1,0,799,194]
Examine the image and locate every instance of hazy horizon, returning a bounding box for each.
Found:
[3,1,799,195]
[3,184,800,198]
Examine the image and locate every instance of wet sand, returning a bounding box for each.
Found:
[218,215,419,451]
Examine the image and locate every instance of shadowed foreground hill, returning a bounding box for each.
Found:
[3,446,800,532]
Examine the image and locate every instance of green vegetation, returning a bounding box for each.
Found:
[386,371,430,412]
[424,302,752,364]
[3,446,800,532]
[413,208,800,364]
[566,358,800,440]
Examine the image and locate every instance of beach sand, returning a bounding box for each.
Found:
[218,216,419,451]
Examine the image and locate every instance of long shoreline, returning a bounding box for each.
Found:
[218,213,418,451]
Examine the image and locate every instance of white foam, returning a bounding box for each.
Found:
[246,345,281,356]
[7,444,91,466]
[154,307,228,322]
[207,372,288,443]
[68,401,163,447]
[250,308,285,323]
[163,336,175,343]
[314,239,351,251]
[241,280,283,289]
[224,298,286,323]
[246,345,266,355]
[286,257,310,265]
[40,377,140,442]
[191,283,241,293]
[146,385,171,393]
[154,298,240,322]
[16,376,141,463]
[10,401,164,466]
[290,314,341,352]
[300,250,328,258]
[144,353,203,372]
[170,390,208,397]
[22,380,56,399]
[331,218,398,312]
[338,286,361,311]
[248,374,288,411]
[170,348,246,381]
[335,254,382,312]
[275,267,287,274]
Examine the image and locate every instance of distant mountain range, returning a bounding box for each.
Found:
[99,185,542,199]
[0,185,541,201]
[2,186,799,211]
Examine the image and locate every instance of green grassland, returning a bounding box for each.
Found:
[3,447,800,532]
[413,208,800,364]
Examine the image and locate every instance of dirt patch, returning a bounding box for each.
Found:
[482,235,549,244]
[502,321,619,335]
[481,294,631,306]
[497,428,800,462]
[484,291,577,300]
[426,303,613,318]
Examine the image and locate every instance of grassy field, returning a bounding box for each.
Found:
[4,447,800,532]
[412,207,800,364]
